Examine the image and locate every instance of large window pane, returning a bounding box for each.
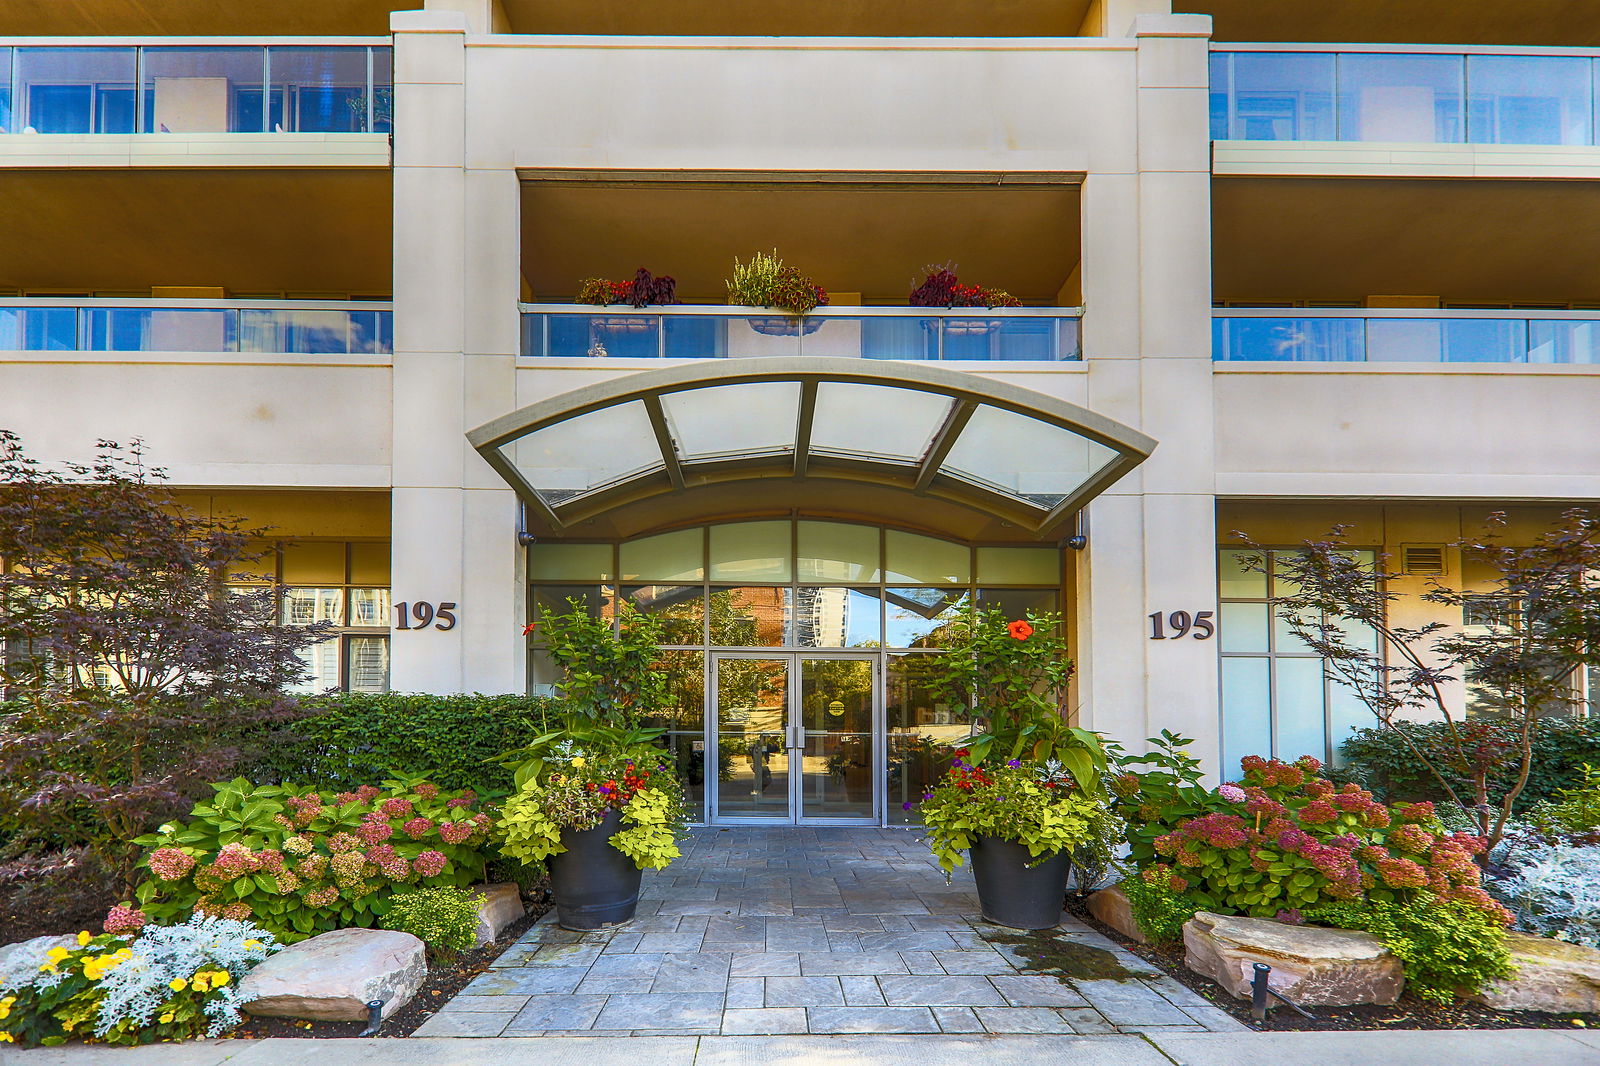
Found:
[1529,320,1600,364]
[290,638,341,693]
[646,650,706,822]
[884,588,967,648]
[975,546,1060,585]
[16,48,138,133]
[1217,548,1266,598]
[620,529,704,583]
[1230,52,1337,140]
[1467,54,1591,146]
[795,587,882,648]
[530,584,613,623]
[797,521,880,583]
[531,542,614,582]
[1367,318,1526,362]
[1337,53,1464,143]
[239,309,372,354]
[1221,657,1271,779]
[1214,317,1364,362]
[623,585,704,645]
[142,48,265,133]
[86,308,233,352]
[347,636,390,693]
[348,588,390,628]
[974,588,1058,620]
[661,382,799,460]
[1274,657,1328,762]
[20,308,76,351]
[1220,602,1269,653]
[0,49,13,132]
[884,530,969,586]
[370,47,393,133]
[282,587,344,626]
[268,47,370,132]
[887,653,973,825]
[709,521,791,583]
[708,587,792,646]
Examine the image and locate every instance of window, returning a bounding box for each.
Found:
[270,540,391,694]
[1216,548,1377,774]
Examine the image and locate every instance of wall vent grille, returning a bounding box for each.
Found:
[1402,545,1446,576]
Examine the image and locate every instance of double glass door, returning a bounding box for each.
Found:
[711,653,877,824]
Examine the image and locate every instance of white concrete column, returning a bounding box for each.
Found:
[390,10,523,694]
[1077,14,1221,772]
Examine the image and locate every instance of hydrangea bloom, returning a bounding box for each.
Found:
[103,905,149,935]
[148,848,196,882]
[379,798,414,819]
[1217,784,1246,803]
[412,850,448,878]
[401,817,435,841]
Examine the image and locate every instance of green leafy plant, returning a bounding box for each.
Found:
[917,755,1114,874]
[532,600,667,725]
[254,692,561,796]
[1117,865,1200,946]
[1107,730,1212,866]
[1529,763,1600,840]
[128,778,494,941]
[380,886,481,965]
[1309,894,1515,1004]
[919,608,1104,787]
[725,250,829,315]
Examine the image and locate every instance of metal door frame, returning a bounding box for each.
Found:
[708,651,882,826]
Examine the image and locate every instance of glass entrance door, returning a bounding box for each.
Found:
[710,653,878,824]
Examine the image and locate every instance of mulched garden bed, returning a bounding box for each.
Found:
[230,894,549,1040]
[1066,893,1600,1033]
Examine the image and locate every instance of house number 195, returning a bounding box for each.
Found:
[1149,610,1215,640]
[396,601,458,631]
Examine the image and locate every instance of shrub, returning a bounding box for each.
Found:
[1489,834,1600,948]
[908,265,1021,309]
[725,251,828,315]
[381,887,481,964]
[253,693,560,795]
[1527,763,1600,840]
[1117,865,1199,946]
[1309,895,1515,1004]
[130,777,494,941]
[0,916,276,1048]
[1335,717,1600,814]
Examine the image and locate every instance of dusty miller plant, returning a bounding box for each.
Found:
[1490,834,1600,948]
[1233,509,1600,852]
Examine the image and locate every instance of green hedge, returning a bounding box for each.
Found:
[254,692,560,795]
[1335,717,1600,812]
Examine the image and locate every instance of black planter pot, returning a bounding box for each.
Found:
[547,809,643,930]
[969,835,1071,930]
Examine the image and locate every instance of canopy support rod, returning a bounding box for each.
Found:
[643,395,685,491]
[914,399,977,493]
[793,379,818,479]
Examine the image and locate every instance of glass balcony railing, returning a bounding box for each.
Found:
[0,300,393,355]
[1213,309,1600,364]
[1210,47,1600,146]
[0,44,391,135]
[520,306,1082,362]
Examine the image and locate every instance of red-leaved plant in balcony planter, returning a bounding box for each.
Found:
[575,267,679,308]
[909,265,1022,309]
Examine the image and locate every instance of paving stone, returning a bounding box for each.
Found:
[720,1008,809,1035]
[857,931,960,952]
[650,952,732,993]
[526,943,606,966]
[798,951,907,976]
[876,975,1006,1006]
[725,976,765,1008]
[1058,1006,1120,1034]
[439,994,531,1012]
[575,976,647,994]
[932,949,1014,975]
[988,975,1092,1007]
[410,1010,516,1036]
[840,976,887,1005]
[825,933,864,952]
[975,1006,1079,1033]
[731,951,800,977]
[601,933,647,954]
[823,915,886,933]
[704,917,767,945]
[765,975,845,1007]
[586,952,667,979]
[638,932,709,953]
[843,898,933,916]
[461,966,589,996]
[1074,980,1196,1025]
[898,950,947,975]
[591,992,725,1030]
[657,901,741,916]
[806,1006,942,1033]
[931,1005,986,1032]
[505,994,609,1032]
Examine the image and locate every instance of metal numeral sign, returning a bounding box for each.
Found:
[1149,610,1215,640]
[395,601,458,631]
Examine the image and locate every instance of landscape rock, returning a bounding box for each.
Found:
[1087,885,1147,944]
[1184,911,1404,1006]
[1472,932,1600,1013]
[0,934,76,981]
[241,927,425,1021]
[472,882,525,946]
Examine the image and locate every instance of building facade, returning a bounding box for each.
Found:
[3,0,1598,825]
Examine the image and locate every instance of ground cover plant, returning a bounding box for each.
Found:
[128,777,494,941]
[0,915,277,1048]
[379,886,481,965]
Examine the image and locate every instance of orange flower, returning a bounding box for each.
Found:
[1007,620,1034,640]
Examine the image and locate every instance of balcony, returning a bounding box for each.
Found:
[1210,46,1600,146]
[0,299,392,356]
[519,306,1082,363]
[0,42,390,135]
[1213,308,1600,364]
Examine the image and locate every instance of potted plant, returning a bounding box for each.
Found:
[726,250,829,335]
[912,607,1115,929]
[576,268,679,334]
[495,601,688,929]
[909,265,1022,338]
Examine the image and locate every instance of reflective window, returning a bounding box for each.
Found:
[710,522,792,583]
[14,48,138,133]
[884,588,968,648]
[268,47,370,132]
[1218,51,1337,141]
[1213,317,1365,362]
[975,546,1060,585]
[531,542,614,582]
[619,529,704,583]
[886,653,975,825]
[142,47,265,133]
[0,48,13,132]
[347,635,390,693]
[642,649,706,822]
[623,585,704,645]
[796,521,880,584]
[1529,320,1600,364]
[1467,54,1592,145]
[708,587,792,646]
[795,588,883,648]
[1366,318,1526,362]
[661,382,799,460]
[807,382,951,463]
[87,308,232,352]
[941,404,1118,507]
[884,530,969,586]
[282,587,344,626]
[974,588,1058,620]
[530,584,613,622]
[1336,54,1464,142]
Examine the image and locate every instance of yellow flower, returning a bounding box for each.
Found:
[193,975,211,992]
[39,962,57,974]
[159,1013,174,1024]
[77,931,92,947]
[169,978,188,992]
[243,940,263,950]
[209,971,230,987]
[0,1031,13,1042]
[45,947,70,962]
[570,757,586,768]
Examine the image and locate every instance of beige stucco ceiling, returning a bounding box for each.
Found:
[1212,176,1600,305]
[1180,0,1600,46]
[521,178,1082,305]
[500,0,1095,37]
[0,170,392,295]
[0,1,416,35]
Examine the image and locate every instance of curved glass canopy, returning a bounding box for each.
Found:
[468,359,1157,541]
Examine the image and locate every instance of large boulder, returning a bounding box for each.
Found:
[1184,911,1404,1006]
[471,883,525,947]
[0,934,76,984]
[1087,885,1147,944]
[241,927,426,1021]
[1472,932,1600,1013]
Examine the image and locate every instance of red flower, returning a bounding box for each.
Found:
[1007,620,1034,640]
[521,622,537,636]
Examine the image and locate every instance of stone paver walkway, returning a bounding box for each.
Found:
[414,826,1246,1038]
